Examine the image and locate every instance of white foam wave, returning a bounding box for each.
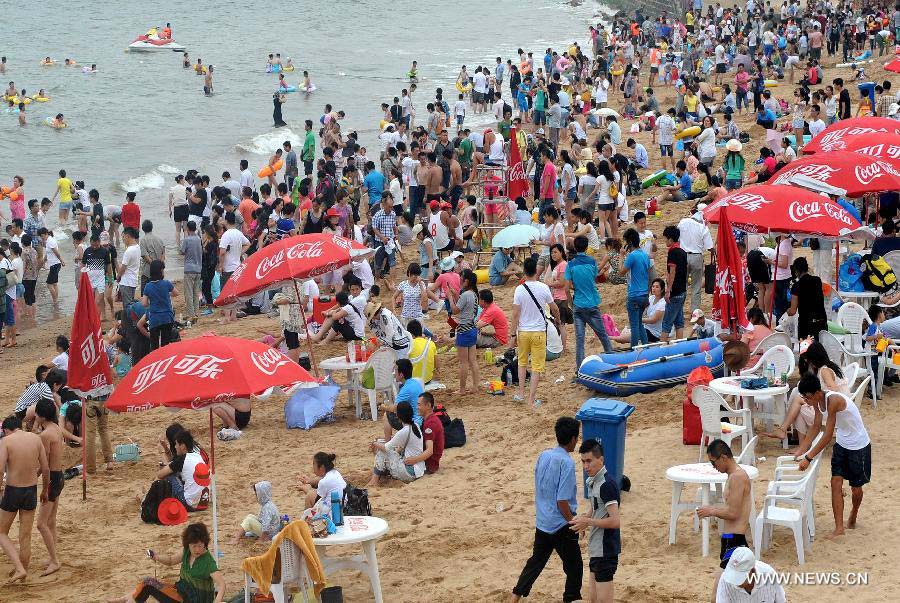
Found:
[117,163,183,193]
[234,127,300,155]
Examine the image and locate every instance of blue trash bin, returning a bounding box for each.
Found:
[576,398,635,496]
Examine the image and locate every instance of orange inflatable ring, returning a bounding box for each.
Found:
[520,60,531,75]
[258,159,284,178]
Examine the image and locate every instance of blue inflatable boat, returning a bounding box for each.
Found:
[576,338,724,396]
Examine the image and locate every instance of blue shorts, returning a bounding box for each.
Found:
[659,144,673,157]
[534,110,546,125]
[59,201,72,211]
[456,114,464,126]
[661,293,685,333]
[5,295,15,326]
[456,327,477,348]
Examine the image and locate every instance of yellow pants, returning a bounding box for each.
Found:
[517,331,547,373]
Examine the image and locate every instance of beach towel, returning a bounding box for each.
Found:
[240,520,326,597]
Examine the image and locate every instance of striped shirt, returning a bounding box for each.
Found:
[715,561,786,602]
[16,382,52,413]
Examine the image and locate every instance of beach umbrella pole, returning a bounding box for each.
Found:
[293,279,321,378]
[209,409,219,560]
[81,397,87,501]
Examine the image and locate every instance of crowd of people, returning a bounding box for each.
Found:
[2,0,899,599]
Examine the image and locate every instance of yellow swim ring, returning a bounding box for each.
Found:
[32,95,50,102]
[610,68,624,76]
[282,66,295,72]
[455,80,472,93]
[674,125,701,140]
[40,60,55,66]
[764,79,778,88]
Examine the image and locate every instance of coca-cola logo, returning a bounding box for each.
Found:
[726,192,771,213]
[189,392,235,409]
[255,241,325,280]
[854,163,884,185]
[819,127,886,152]
[788,201,825,223]
[251,348,290,376]
[714,266,733,296]
[508,160,527,181]
[772,163,839,185]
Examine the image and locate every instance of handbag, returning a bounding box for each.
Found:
[114,438,140,462]
[704,262,716,294]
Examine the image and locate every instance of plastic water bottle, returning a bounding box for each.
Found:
[330,491,344,526]
[766,363,776,385]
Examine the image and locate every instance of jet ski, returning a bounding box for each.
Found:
[128,35,185,52]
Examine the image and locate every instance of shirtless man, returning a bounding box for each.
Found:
[447,149,463,210]
[204,65,214,96]
[0,415,49,583]
[34,399,64,576]
[796,374,871,539]
[423,152,443,205]
[697,439,751,603]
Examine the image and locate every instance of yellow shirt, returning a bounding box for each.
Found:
[686,12,695,26]
[57,177,73,202]
[409,337,435,384]
[685,95,698,112]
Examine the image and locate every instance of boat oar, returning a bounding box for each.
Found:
[591,352,696,375]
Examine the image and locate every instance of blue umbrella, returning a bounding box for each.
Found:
[285,384,340,430]
[491,224,540,249]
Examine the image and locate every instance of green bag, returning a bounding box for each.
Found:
[360,367,375,390]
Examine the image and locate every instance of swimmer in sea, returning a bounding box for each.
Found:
[302,70,313,94]
[278,73,288,89]
[35,88,48,101]
[6,99,18,113]
[5,81,16,97]
[285,57,294,71]
[41,57,53,66]
[266,53,274,70]
[86,63,97,73]
[0,56,6,75]
[195,58,204,74]
[51,113,66,128]
[64,58,77,67]
[408,60,418,82]
[204,65,214,96]
[274,53,283,68]
[182,52,190,68]
[18,102,25,126]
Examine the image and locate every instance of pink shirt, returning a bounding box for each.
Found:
[540,162,557,200]
[434,271,460,300]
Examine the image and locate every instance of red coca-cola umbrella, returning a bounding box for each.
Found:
[214,233,371,307]
[886,58,900,73]
[711,206,750,334]
[769,151,900,196]
[802,116,900,154]
[507,126,529,200]
[69,270,115,500]
[702,185,867,238]
[106,334,318,557]
[821,132,900,165]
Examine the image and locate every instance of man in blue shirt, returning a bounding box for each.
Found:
[488,248,520,285]
[363,160,385,207]
[627,138,649,169]
[511,416,582,603]
[381,358,423,439]
[565,236,612,370]
[621,228,651,347]
[658,159,693,204]
[756,105,776,129]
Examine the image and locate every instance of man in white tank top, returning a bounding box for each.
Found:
[427,201,451,251]
[797,374,871,539]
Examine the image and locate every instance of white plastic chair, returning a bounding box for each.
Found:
[692,386,752,461]
[740,344,796,378]
[754,464,816,564]
[837,302,871,349]
[735,435,759,467]
[818,330,877,406]
[748,331,794,360]
[772,432,825,539]
[362,348,398,421]
[692,435,760,534]
[843,362,861,391]
[244,538,316,603]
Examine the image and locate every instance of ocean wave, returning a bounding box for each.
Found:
[117,163,182,193]
[234,127,300,155]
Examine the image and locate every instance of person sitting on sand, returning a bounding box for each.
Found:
[111,522,225,603]
[764,341,847,455]
[367,401,425,487]
[298,451,347,511]
[14,365,63,427]
[155,429,208,512]
[379,359,423,441]
[211,398,253,434]
[795,374,871,539]
[231,481,279,544]
[308,289,366,345]
[407,319,436,384]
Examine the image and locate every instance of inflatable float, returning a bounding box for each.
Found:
[282,65,295,72]
[475,268,489,284]
[674,125,701,140]
[266,64,282,73]
[258,159,284,178]
[302,84,317,93]
[610,68,624,76]
[455,81,473,93]
[31,95,50,102]
[836,58,874,68]
[641,169,669,188]
[576,337,724,396]
[764,79,778,88]
[43,118,67,129]
[279,85,297,93]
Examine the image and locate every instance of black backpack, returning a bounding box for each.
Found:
[433,404,466,448]
[141,479,174,524]
[342,483,372,516]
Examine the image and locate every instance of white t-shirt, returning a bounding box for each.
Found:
[342,300,366,339]
[594,79,609,104]
[473,72,488,94]
[1,257,14,297]
[714,44,726,64]
[546,321,563,354]
[400,95,411,116]
[513,281,554,332]
[315,468,347,504]
[302,279,320,313]
[402,156,420,187]
[120,244,140,287]
[179,451,206,508]
[644,295,667,338]
[220,228,250,272]
[170,183,188,207]
[53,351,69,371]
[352,260,375,291]
[44,236,61,267]
[468,131,484,151]
[638,229,655,258]
[387,424,425,477]
[488,134,505,163]
[808,118,826,138]
[239,168,255,190]
[454,100,466,117]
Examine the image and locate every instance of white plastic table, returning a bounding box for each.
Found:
[313,515,389,603]
[666,463,759,557]
[838,290,880,308]
[320,356,368,419]
[709,377,789,445]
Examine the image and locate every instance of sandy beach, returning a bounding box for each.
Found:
[3,24,900,603]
